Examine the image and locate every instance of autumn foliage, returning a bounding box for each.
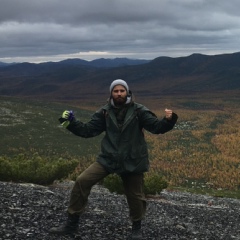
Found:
[145,95,240,191]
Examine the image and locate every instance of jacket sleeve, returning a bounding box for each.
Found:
[139,109,178,134]
[66,109,106,138]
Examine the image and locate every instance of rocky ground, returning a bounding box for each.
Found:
[0,181,240,240]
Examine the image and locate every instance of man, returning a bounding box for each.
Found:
[49,79,178,239]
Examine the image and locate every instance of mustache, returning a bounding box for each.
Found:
[116,96,126,100]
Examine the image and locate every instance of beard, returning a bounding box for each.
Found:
[112,96,127,106]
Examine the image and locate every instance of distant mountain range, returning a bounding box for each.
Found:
[0,62,16,67]
[0,58,150,68]
[0,53,239,102]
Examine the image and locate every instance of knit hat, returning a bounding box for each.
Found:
[109,79,129,94]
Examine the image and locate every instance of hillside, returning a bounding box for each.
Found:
[0,52,240,103]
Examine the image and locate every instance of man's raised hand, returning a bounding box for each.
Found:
[62,110,74,121]
[59,110,74,127]
[165,108,173,120]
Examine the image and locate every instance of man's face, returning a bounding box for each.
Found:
[111,85,128,106]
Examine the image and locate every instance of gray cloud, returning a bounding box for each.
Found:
[1,0,240,62]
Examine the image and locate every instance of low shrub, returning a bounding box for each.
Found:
[144,172,168,195]
[102,172,168,195]
[102,174,125,194]
[0,153,79,185]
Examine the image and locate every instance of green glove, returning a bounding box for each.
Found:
[59,110,74,127]
[62,110,74,120]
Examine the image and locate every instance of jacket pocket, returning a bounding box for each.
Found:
[130,144,148,159]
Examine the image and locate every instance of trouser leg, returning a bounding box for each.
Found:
[67,162,109,215]
[121,173,146,222]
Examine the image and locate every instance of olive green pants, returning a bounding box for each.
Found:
[67,162,146,222]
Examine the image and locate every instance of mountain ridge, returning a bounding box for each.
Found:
[0,52,239,102]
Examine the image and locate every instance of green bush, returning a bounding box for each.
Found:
[144,173,168,195]
[102,172,168,195]
[102,174,125,194]
[0,153,79,185]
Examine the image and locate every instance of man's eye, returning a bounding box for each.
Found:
[114,90,125,93]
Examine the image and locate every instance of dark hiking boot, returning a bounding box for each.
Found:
[131,220,142,239]
[49,213,79,235]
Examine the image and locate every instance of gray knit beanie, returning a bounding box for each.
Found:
[109,79,129,94]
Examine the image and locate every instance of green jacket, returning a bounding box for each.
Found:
[67,102,178,174]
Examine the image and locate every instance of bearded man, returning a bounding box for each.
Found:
[49,79,178,239]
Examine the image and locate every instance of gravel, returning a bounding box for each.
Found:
[0,181,240,240]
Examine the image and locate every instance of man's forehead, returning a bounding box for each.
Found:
[113,85,126,90]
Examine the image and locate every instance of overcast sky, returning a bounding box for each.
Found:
[1,0,240,63]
